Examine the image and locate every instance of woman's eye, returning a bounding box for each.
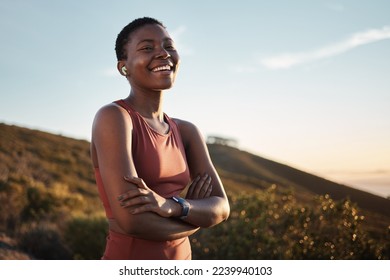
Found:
[165,44,176,50]
[140,46,153,51]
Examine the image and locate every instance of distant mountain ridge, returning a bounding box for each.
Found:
[209,144,390,218]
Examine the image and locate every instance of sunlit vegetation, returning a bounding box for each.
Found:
[0,123,389,259]
[191,186,389,259]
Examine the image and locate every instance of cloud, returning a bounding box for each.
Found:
[260,26,390,70]
[170,25,194,56]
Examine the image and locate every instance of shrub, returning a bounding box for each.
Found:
[191,186,389,260]
[64,216,108,260]
[18,223,72,259]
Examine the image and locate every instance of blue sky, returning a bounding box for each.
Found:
[1,0,389,196]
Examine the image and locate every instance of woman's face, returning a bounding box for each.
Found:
[123,24,180,91]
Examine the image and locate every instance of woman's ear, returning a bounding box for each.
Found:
[117,61,128,76]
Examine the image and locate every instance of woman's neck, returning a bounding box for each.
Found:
[125,89,164,121]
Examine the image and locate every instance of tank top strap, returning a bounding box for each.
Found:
[114,99,134,114]
[114,99,141,124]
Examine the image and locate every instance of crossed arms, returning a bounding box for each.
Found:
[91,103,230,241]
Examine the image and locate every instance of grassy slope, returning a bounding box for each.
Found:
[0,123,101,215]
[1,122,389,243]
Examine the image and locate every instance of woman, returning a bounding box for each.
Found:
[90,17,230,260]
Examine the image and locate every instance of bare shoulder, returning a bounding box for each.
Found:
[173,118,203,139]
[172,118,205,151]
[172,118,200,135]
[91,102,133,147]
[91,102,134,167]
[93,103,132,133]
[94,102,128,123]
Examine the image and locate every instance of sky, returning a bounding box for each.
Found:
[1,0,389,197]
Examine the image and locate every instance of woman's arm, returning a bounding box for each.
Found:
[173,119,230,228]
[91,104,199,241]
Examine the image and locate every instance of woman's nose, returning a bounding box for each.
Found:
[155,47,171,59]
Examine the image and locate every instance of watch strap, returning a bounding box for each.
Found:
[172,196,190,219]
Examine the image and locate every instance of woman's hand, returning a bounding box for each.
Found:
[186,173,213,200]
[119,176,177,218]
[119,174,212,218]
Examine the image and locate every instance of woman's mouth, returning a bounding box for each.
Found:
[151,65,172,72]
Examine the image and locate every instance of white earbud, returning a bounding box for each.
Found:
[121,66,128,75]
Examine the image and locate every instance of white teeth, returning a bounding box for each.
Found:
[152,65,171,72]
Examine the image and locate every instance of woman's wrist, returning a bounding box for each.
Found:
[166,197,182,217]
[171,196,190,219]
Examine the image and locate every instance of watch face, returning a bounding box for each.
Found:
[173,196,189,218]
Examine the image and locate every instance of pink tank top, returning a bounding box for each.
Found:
[94,99,191,259]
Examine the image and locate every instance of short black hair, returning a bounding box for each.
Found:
[115,17,165,61]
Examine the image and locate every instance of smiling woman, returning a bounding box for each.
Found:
[90,17,230,260]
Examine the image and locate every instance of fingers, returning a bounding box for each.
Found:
[117,188,158,214]
[187,173,213,199]
[186,175,200,198]
[118,190,172,217]
[118,176,150,203]
[123,175,148,189]
[117,188,149,206]
[205,182,213,197]
[119,176,170,216]
[118,176,152,208]
[198,175,212,198]
[128,203,154,215]
[120,196,156,215]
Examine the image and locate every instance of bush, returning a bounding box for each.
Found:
[19,223,72,259]
[64,216,108,260]
[191,186,389,260]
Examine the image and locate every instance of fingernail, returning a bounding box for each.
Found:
[118,195,124,201]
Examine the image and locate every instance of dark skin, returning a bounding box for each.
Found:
[91,24,229,241]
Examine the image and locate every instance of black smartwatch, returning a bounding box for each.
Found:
[172,196,190,219]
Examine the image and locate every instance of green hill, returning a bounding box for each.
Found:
[0,123,389,259]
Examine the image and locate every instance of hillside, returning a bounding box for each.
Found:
[209,144,390,217]
[0,123,389,259]
[2,122,388,216]
[0,123,99,211]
